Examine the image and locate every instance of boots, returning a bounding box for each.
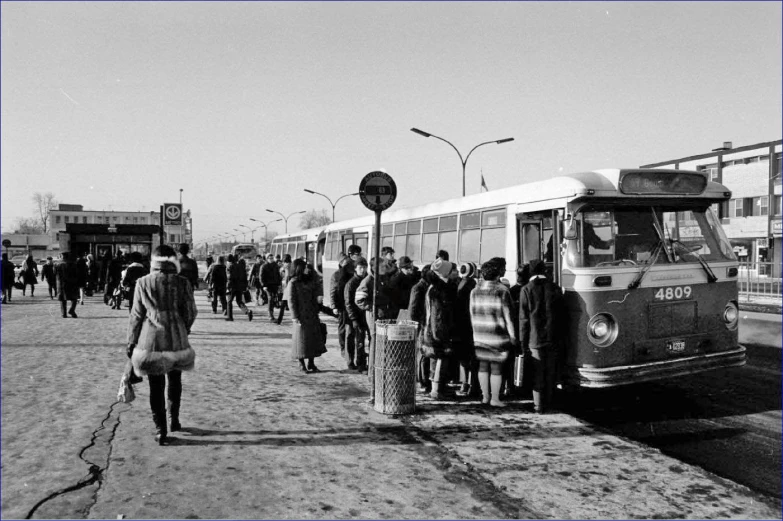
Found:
[153,411,168,445]
[478,371,491,404]
[430,359,445,400]
[490,374,506,407]
[168,401,181,432]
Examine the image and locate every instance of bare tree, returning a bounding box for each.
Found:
[299,209,331,229]
[13,217,44,234]
[32,192,58,233]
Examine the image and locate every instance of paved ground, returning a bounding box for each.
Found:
[1,290,780,520]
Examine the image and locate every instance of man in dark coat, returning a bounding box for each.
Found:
[204,255,228,314]
[75,252,88,303]
[344,257,369,372]
[248,254,266,305]
[330,256,355,369]
[40,256,57,299]
[121,252,148,313]
[55,252,80,318]
[408,264,432,393]
[389,256,420,311]
[226,254,252,322]
[519,259,565,414]
[1,253,16,303]
[261,253,283,321]
[177,243,199,291]
[104,251,124,306]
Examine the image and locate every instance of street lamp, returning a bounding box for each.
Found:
[266,209,305,234]
[249,218,282,246]
[234,228,246,242]
[303,189,360,222]
[239,224,254,243]
[410,127,514,197]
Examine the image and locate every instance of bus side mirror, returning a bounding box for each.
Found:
[564,216,578,240]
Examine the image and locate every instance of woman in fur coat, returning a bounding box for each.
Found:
[127,244,198,445]
[421,258,457,400]
[289,258,326,373]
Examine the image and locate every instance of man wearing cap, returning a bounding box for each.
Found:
[389,256,419,310]
[344,256,369,372]
[330,255,355,368]
[55,252,80,318]
[519,259,564,414]
[347,244,363,263]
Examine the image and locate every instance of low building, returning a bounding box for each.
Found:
[641,139,782,277]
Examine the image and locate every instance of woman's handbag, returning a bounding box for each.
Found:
[13,280,24,290]
[319,321,328,345]
[117,373,135,403]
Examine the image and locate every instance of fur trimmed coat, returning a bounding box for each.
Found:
[129,257,198,376]
[421,276,457,359]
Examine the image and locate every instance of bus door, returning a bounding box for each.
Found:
[517,210,563,284]
[316,231,326,274]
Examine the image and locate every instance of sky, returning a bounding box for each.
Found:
[2,1,781,243]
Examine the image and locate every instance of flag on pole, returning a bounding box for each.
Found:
[480,173,488,192]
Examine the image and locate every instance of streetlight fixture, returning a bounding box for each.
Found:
[239,224,254,243]
[410,127,514,197]
[266,209,305,234]
[303,189,360,222]
[249,218,282,246]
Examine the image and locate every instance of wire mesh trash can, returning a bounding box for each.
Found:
[373,319,418,415]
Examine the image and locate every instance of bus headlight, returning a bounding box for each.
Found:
[587,313,618,347]
[723,301,739,331]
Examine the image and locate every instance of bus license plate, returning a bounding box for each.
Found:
[667,340,686,353]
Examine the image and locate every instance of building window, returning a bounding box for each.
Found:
[140,217,146,224]
[753,196,769,216]
[133,217,138,223]
[125,216,131,221]
[56,216,61,224]
[113,216,118,222]
[698,164,718,181]
[82,216,88,223]
[774,195,782,216]
[64,216,70,223]
[730,199,743,218]
[105,217,110,224]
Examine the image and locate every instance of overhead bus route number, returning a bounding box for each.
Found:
[654,286,692,301]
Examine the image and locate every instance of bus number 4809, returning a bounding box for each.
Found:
[654,286,692,301]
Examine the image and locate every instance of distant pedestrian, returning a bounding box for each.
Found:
[226,254,252,322]
[330,256,355,369]
[104,251,124,307]
[248,254,265,305]
[469,257,517,407]
[20,254,39,297]
[128,244,198,446]
[289,258,326,373]
[40,256,57,299]
[55,252,80,318]
[205,253,214,269]
[121,252,148,313]
[177,243,199,291]
[519,259,564,414]
[2,253,16,303]
[344,256,369,372]
[421,258,457,400]
[76,252,88,303]
[261,253,283,322]
[86,254,99,296]
[204,255,227,314]
[277,254,292,324]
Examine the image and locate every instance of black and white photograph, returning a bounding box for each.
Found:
[1,1,781,519]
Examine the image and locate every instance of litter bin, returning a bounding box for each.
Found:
[373,319,418,415]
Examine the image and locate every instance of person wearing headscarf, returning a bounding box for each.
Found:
[289,258,327,373]
[20,254,39,297]
[421,258,458,400]
[128,244,198,446]
[454,262,479,398]
[469,257,517,407]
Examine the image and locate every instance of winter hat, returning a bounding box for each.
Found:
[458,261,477,278]
[530,259,547,275]
[430,258,453,282]
[398,256,413,269]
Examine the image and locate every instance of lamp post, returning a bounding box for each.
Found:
[234,228,246,242]
[249,218,282,247]
[179,188,184,244]
[410,128,514,197]
[239,224,254,243]
[303,189,360,222]
[266,209,305,234]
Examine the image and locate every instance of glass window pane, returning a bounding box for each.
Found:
[480,228,506,263]
[382,236,393,249]
[355,236,368,255]
[394,223,406,235]
[382,224,393,237]
[438,231,457,259]
[421,233,438,261]
[423,218,438,233]
[460,212,480,229]
[393,235,407,257]
[459,229,480,263]
[482,209,506,227]
[439,214,458,231]
[407,220,421,234]
[406,234,421,262]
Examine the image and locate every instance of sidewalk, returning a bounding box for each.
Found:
[1,292,780,519]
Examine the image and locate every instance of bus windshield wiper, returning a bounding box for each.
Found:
[628,240,664,289]
[669,239,718,283]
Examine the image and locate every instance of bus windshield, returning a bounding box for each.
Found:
[569,205,735,268]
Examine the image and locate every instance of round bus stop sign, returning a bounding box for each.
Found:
[2,239,11,248]
[359,171,397,212]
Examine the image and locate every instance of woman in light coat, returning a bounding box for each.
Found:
[289,258,326,373]
[128,244,198,445]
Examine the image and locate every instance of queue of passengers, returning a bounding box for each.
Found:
[330,246,564,414]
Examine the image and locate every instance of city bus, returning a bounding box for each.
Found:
[318,168,743,388]
[269,227,326,270]
[231,243,259,261]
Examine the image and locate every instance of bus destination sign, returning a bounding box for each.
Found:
[619,171,707,196]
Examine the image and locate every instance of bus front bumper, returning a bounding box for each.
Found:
[574,346,747,388]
